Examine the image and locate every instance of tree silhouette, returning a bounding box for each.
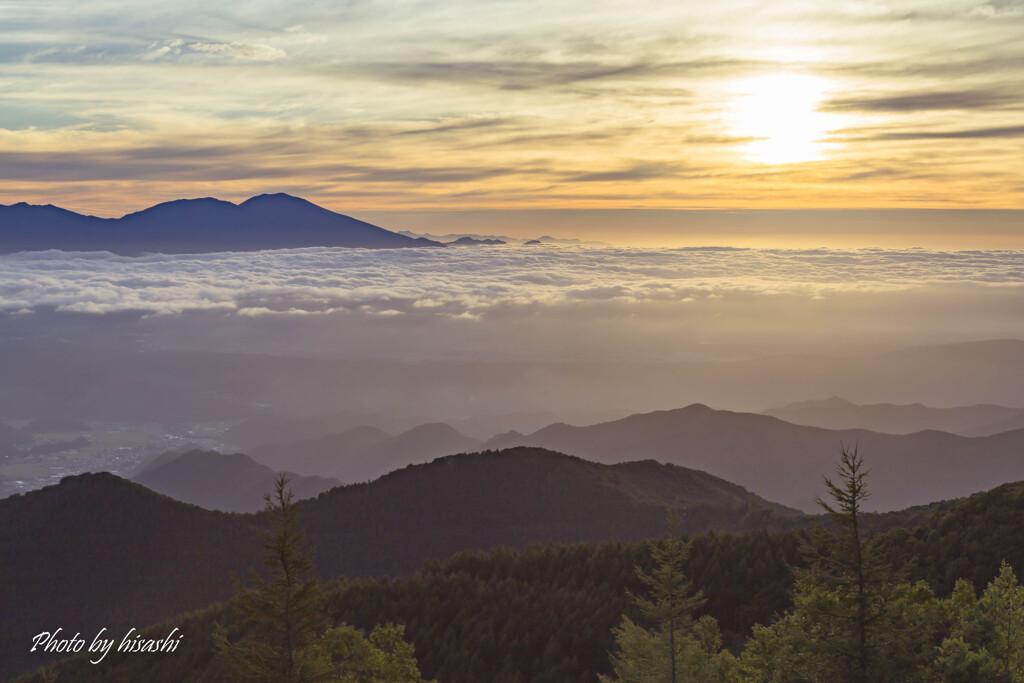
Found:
[216,473,325,682]
[741,445,936,682]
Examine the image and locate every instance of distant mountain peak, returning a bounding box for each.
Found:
[244,191,302,201]
[1,194,444,254]
[240,192,319,209]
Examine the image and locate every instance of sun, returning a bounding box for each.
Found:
[728,73,837,164]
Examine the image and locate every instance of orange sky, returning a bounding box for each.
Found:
[2,1,1024,242]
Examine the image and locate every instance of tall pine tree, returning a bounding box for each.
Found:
[215,474,326,682]
[740,445,936,682]
[602,534,735,682]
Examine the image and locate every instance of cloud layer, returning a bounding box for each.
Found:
[3,245,1022,361]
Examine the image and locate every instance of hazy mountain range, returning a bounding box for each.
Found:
[146,401,1024,515]
[224,409,624,446]
[0,193,442,254]
[764,396,1024,436]
[484,404,1024,512]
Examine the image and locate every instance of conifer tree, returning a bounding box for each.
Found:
[216,473,326,682]
[932,561,1024,681]
[215,474,433,683]
[740,445,936,682]
[602,534,735,683]
[982,562,1024,680]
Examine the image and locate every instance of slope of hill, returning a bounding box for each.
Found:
[297,447,800,578]
[0,447,798,678]
[249,423,482,482]
[0,193,442,254]
[765,396,1024,436]
[132,449,340,512]
[485,403,1024,511]
[0,473,258,679]
[883,480,1024,594]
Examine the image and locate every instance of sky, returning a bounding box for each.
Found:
[2,0,1024,244]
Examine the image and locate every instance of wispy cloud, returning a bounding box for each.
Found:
[864,125,1024,140]
[2,0,1024,215]
[823,88,1022,112]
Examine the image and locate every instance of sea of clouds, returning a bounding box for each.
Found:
[2,245,1023,361]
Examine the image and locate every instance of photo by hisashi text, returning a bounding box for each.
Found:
[31,627,183,664]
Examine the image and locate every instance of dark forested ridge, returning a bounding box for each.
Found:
[296,448,800,579]
[1,447,797,679]
[0,193,442,254]
[31,478,1024,683]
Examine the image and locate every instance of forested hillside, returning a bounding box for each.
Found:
[0,447,796,679]
[23,476,1024,682]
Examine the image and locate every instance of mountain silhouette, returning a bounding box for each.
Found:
[0,193,444,254]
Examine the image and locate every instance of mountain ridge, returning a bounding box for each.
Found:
[0,193,444,254]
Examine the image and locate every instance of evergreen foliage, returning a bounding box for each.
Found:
[738,446,938,681]
[215,474,326,682]
[601,534,736,682]
[213,474,431,683]
[928,561,1024,681]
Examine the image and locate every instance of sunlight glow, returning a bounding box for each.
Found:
[728,73,838,165]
